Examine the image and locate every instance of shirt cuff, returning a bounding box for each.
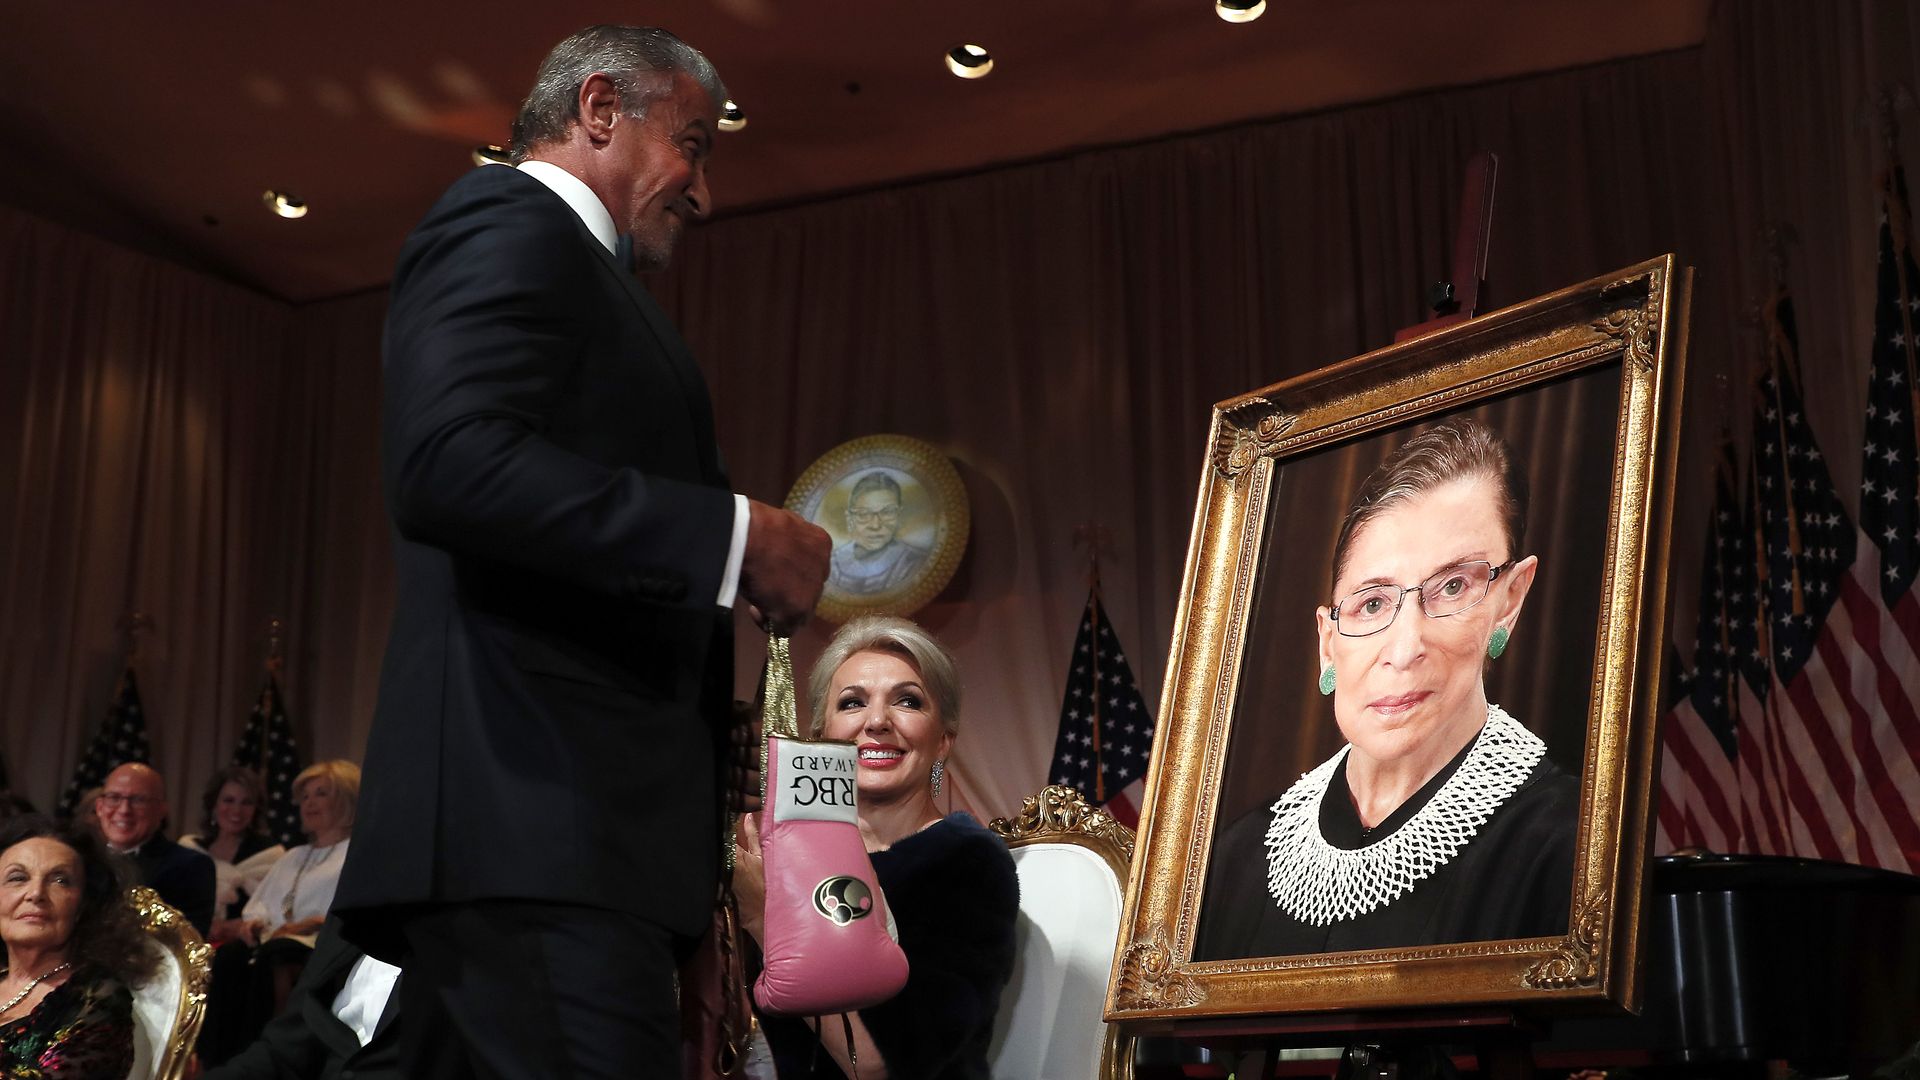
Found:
[717,493,750,608]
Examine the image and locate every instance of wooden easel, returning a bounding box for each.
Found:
[1395,152,1498,343]
[1149,154,1544,1080]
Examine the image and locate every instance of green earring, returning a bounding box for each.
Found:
[1488,626,1511,659]
[1318,665,1336,696]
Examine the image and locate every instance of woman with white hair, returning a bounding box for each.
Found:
[200,760,361,1065]
[735,616,1018,1079]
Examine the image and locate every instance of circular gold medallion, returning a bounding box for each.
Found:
[785,435,970,623]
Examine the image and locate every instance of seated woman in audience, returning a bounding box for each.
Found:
[736,616,1020,1080]
[0,815,158,1077]
[240,760,357,949]
[199,760,359,1065]
[179,767,286,945]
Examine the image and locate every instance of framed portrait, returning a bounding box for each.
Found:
[1106,256,1693,1026]
[785,434,970,623]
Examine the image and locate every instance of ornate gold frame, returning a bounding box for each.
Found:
[784,433,971,623]
[990,785,1140,1080]
[130,885,212,1080]
[1106,257,1692,1025]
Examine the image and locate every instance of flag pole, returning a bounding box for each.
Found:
[258,616,285,777]
[115,611,152,692]
[1073,524,1113,802]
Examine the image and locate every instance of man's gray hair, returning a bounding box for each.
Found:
[510,26,726,163]
[807,616,963,739]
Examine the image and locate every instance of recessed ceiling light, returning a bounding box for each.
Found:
[718,100,748,132]
[262,190,308,219]
[471,144,513,167]
[945,44,994,79]
[1216,0,1266,22]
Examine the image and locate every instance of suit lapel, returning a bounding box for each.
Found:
[367,972,403,1043]
[579,227,727,487]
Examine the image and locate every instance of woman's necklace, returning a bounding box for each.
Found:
[1263,702,1545,925]
[0,962,73,1018]
[282,842,332,923]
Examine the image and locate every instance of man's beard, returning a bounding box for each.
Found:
[629,219,682,272]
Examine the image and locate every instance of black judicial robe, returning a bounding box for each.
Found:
[1195,738,1578,960]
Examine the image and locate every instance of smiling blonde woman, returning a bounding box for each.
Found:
[733,616,1018,1079]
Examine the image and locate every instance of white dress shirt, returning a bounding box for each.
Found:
[330,953,403,1047]
[516,159,750,607]
[242,838,349,947]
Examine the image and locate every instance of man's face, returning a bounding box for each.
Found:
[97,765,165,850]
[608,71,717,271]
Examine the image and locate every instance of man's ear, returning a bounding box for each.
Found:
[577,72,622,144]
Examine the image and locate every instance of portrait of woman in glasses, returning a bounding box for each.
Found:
[828,471,930,598]
[1197,416,1579,958]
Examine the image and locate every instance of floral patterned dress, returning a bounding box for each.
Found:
[0,975,134,1080]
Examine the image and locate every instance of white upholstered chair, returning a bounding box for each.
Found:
[986,785,1137,1080]
[126,886,211,1080]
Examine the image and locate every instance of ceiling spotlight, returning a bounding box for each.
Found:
[718,100,748,132]
[1215,0,1266,22]
[945,44,994,79]
[471,144,512,167]
[261,190,308,219]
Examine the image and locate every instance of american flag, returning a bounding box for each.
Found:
[1048,586,1155,828]
[57,667,151,819]
[1656,446,1755,854]
[1737,284,1920,871]
[1862,165,1920,603]
[229,674,306,846]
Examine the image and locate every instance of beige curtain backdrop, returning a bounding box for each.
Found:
[3,0,1915,830]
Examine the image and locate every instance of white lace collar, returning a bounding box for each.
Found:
[1262,702,1544,926]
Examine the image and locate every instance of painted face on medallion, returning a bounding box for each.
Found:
[846,488,903,553]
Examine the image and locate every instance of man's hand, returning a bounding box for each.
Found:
[733,813,767,944]
[740,500,830,631]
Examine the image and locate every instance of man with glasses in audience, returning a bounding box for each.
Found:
[98,762,216,936]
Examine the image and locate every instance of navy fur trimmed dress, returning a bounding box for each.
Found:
[755,813,1019,1079]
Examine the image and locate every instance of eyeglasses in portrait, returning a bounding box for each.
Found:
[1107,256,1693,1026]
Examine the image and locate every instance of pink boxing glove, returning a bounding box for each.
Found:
[752,736,910,1016]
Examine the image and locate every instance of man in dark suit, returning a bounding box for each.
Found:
[202,917,403,1080]
[331,25,830,1078]
[98,762,215,936]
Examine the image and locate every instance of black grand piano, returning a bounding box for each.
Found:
[1543,852,1920,1074]
[1138,854,1920,1077]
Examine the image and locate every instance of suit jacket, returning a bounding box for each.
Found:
[128,836,215,938]
[202,918,400,1080]
[334,164,737,952]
